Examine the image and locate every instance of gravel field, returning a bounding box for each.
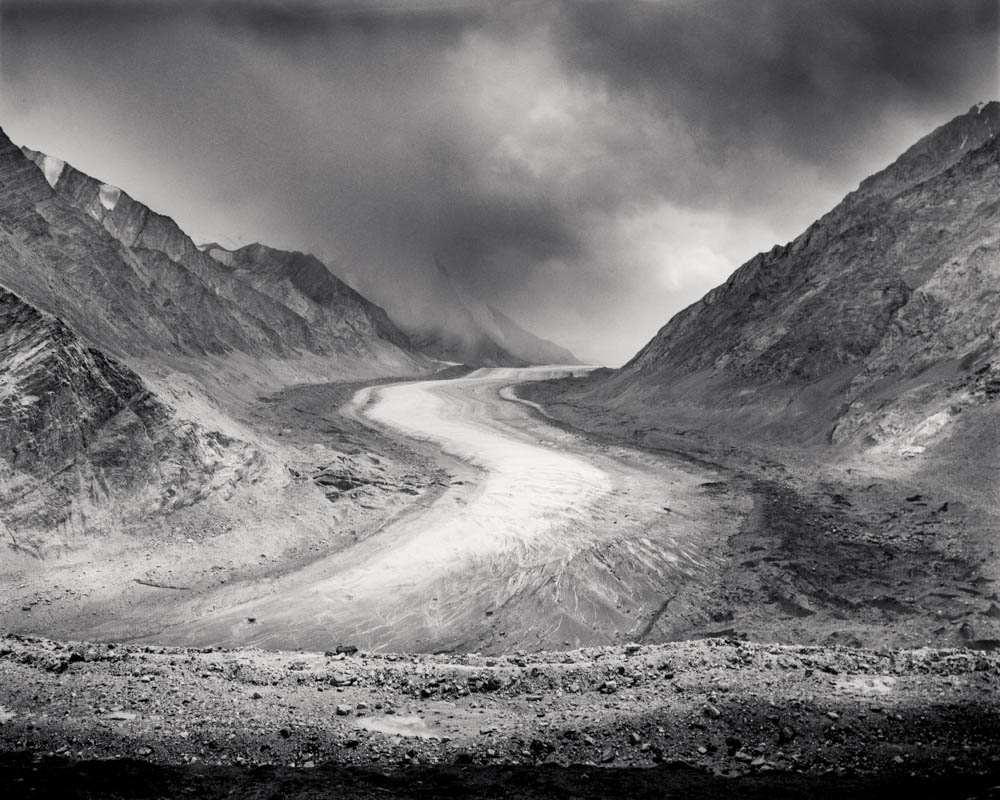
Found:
[2,634,999,797]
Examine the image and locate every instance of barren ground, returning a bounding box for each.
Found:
[518,374,1000,651]
[1,634,998,798]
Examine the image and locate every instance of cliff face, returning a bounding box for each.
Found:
[592,102,1000,450]
[0,288,261,554]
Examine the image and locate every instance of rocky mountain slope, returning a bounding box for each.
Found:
[208,242,413,355]
[0,287,261,556]
[1,634,997,797]
[568,102,1000,455]
[0,127,441,558]
[517,104,1000,657]
[8,134,428,382]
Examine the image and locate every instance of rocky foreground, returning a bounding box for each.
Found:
[1,634,999,797]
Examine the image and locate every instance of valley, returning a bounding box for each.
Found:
[1,368,729,655]
[0,17,997,792]
[3,363,998,798]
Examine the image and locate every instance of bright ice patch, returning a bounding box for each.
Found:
[98,184,121,211]
[40,155,65,188]
[207,247,234,267]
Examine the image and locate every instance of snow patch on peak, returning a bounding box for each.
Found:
[98,183,120,211]
[40,155,65,188]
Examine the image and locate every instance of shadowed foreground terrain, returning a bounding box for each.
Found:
[1,635,998,798]
[5,756,1000,800]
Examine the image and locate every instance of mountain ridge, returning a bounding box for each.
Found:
[585,101,1000,455]
[7,133,429,382]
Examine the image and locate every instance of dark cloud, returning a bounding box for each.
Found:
[208,1,486,39]
[0,1,996,364]
[552,0,998,166]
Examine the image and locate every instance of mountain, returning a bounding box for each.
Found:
[481,304,581,366]
[400,258,578,367]
[572,101,1000,456]
[207,242,413,354]
[0,286,261,555]
[406,320,527,368]
[0,126,434,553]
[398,259,525,367]
[6,135,428,384]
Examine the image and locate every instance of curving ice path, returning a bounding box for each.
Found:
[347,367,611,589]
[161,368,717,653]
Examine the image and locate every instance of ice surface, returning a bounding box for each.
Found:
[158,366,706,652]
[40,155,65,188]
[98,184,121,211]
[343,367,612,590]
[207,247,234,267]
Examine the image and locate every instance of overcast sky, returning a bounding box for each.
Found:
[1,1,997,365]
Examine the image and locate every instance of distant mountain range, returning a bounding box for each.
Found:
[480,304,580,366]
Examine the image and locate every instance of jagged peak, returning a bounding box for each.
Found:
[236,241,303,258]
[231,241,362,297]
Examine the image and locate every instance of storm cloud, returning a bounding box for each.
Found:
[0,1,996,363]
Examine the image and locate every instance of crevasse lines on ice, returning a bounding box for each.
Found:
[323,369,614,600]
[150,366,709,652]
